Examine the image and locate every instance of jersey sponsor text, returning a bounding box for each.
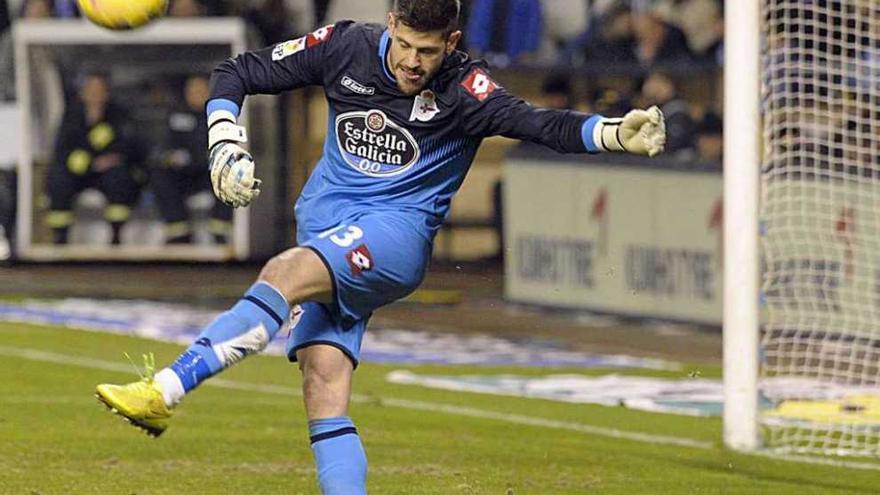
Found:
[335,110,420,176]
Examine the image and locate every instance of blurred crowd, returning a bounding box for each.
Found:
[1,0,725,65]
[41,72,234,246]
[535,69,722,162]
[0,0,723,256]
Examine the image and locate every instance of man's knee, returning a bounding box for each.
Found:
[258,249,297,287]
[300,347,351,388]
[258,247,333,304]
[301,361,340,397]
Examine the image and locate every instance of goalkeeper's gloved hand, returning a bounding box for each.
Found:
[207,111,261,208]
[595,105,666,157]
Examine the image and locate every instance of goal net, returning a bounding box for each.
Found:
[759,0,880,456]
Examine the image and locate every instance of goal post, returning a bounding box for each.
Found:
[725,0,880,457]
[723,0,762,453]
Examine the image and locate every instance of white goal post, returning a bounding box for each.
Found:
[723,0,761,453]
[725,0,880,457]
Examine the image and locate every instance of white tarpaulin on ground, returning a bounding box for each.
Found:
[388,370,727,416]
[387,371,880,420]
[0,299,676,369]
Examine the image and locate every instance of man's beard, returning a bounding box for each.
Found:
[395,64,428,95]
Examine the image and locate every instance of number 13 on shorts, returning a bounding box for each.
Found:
[319,224,364,247]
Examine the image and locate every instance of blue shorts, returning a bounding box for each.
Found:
[286,213,431,367]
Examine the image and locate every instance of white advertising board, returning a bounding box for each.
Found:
[762,179,880,339]
[504,159,723,324]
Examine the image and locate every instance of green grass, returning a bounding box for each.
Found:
[0,321,877,494]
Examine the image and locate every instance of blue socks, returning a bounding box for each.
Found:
[161,282,369,494]
[309,416,367,495]
[169,282,289,392]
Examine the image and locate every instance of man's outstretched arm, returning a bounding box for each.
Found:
[204,23,348,207]
[460,67,666,157]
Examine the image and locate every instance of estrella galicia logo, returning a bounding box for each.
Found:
[336,110,420,177]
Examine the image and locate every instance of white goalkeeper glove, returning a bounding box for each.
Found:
[208,110,261,208]
[594,105,666,157]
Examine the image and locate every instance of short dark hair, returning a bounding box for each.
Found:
[393,0,460,35]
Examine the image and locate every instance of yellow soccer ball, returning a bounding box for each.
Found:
[77,0,169,30]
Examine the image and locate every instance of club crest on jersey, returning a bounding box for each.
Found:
[289,304,304,330]
[335,110,420,177]
[409,90,440,122]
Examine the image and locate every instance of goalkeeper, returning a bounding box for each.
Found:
[96,1,666,494]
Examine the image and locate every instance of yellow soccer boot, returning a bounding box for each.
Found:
[95,353,172,437]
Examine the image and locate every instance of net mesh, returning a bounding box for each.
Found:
[760,0,880,456]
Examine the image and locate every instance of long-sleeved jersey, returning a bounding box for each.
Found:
[210,21,597,240]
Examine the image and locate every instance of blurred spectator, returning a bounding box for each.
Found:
[1,0,10,33]
[539,73,573,109]
[656,0,722,59]
[587,85,634,117]
[53,0,77,17]
[695,111,722,162]
[150,75,233,244]
[326,0,388,24]
[199,0,228,16]
[244,0,295,45]
[0,100,19,260]
[0,153,12,260]
[227,0,311,38]
[312,0,330,25]
[539,0,588,59]
[169,0,207,17]
[638,71,695,155]
[285,0,317,33]
[21,0,51,16]
[631,6,693,66]
[578,5,636,65]
[0,0,55,101]
[46,74,141,245]
[0,0,61,258]
[466,0,543,66]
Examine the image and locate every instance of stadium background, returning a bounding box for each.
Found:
[5,1,874,494]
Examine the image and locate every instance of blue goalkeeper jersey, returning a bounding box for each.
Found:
[209,21,599,240]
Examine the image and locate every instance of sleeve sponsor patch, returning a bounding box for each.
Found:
[461,68,499,102]
[306,24,334,47]
[272,36,306,61]
[271,25,334,62]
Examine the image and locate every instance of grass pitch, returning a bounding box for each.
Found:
[0,321,877,494]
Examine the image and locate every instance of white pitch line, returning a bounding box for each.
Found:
[378,397,713,449]
[0,345,711,450]
[4,348,880,472]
